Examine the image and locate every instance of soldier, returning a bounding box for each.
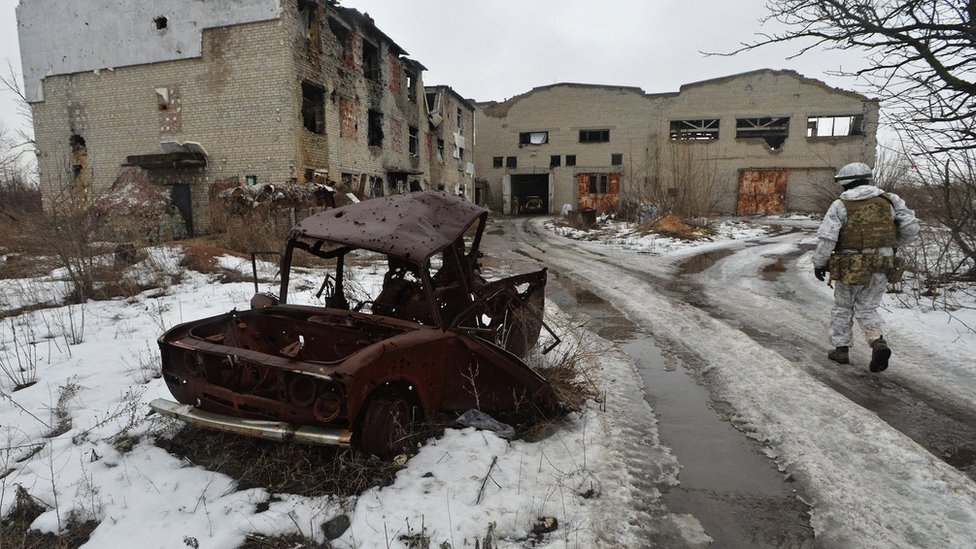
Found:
[811,162,920,372]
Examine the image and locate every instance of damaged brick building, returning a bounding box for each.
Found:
[17,0,477,234]
[475,70,879,216]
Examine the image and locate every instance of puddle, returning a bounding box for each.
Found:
[679,249,734,275]
[549,273,816,547]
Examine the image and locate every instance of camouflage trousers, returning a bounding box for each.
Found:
[830,272,888,347]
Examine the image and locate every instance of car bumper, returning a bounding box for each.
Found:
[150,398,353,447]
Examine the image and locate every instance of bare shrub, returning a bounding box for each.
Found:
[621,143,729,220]
[0,317,42,390]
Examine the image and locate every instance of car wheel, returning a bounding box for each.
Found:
[358,392,414,458]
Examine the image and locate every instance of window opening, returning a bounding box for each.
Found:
[506,156,517,169]
[670,119,720,140]
[368,110,384,146]
[806,115,864,138]
[153,17,168,31]
[550,155,561,168]
[519,131,549,145]
[327,17,350,59]
[457,107,464,131]
[587,174,609,194]
[437,139,445,162]
[736,117,790,150]
[611,153,623,165]
[579,129,610,143]
[362,39,380,80]
[566,155,576,166]
[406,69,417,102]
[493,156,503,168]
[301,82,325,134]
[409,126,419,156]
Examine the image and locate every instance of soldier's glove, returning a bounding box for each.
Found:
[814,266,828,281]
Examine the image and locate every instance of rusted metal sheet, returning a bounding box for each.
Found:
[157,191,559,457]
[576,173,620,215]
[737,169,788,215]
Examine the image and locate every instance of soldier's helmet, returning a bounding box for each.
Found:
[834,162,873,185]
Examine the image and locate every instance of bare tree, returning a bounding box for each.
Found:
[719,0,976,154]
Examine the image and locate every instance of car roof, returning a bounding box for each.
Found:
[291,191,488,262]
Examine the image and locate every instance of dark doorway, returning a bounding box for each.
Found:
[511,174,549,215]
[171,184,193,236]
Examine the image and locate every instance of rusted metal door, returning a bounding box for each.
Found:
[737,169,787,215]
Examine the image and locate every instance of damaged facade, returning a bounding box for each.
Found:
[17,0,477,234]
[475,70,879,215]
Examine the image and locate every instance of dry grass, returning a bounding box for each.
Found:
[0,485,97,549]
[154,426,402,498]
[638,214,714,240]
[239,533,326,549]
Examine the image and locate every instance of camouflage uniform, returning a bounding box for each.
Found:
[811,185,919,348]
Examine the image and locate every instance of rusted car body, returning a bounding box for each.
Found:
[151,191,557,456]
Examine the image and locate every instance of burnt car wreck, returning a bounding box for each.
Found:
[151,191,559,456]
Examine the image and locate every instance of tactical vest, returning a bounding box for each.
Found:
[837,195,897,250]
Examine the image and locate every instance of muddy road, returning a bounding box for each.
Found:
[481,216,976,548]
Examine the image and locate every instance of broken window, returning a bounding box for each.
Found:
[409,126,419,156]
[370,176,385,197]
[611,153,623,165]
[406,69,418,103]
[550,155,561,168]
[362,39,380,80]
[327,17,350,59]
[368,110,384,146]
[579,129,610,143]
[669,119,720,141]
[69,134,87,180]
[493,156,503,168]
[457,107,464,131]
[437,139,445,162]
[506,156,517,169]
[154,16,168,31]
[301,82,325,134]
[519,131,549,145]
[587,174,609,194]
[736,117,790,150]
[566,155,577,166]
[806,115,864,138]
[458,148,465,164]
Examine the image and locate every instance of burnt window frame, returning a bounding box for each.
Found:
[579,129,610,143]
[368,109,384,146]
[506,156,517,169]
[493,156,503,168]
[408,126,419,156]
[669,119,720,141]
[519,131,549,145]
[565,154,577,166]
[806,115,865,138]
[301,81,326,134]
[550,155,561,168]
[327,16,350,58]
[362,38,380,81]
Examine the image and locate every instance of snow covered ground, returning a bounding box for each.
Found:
[1,214,973,548]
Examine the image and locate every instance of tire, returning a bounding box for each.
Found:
[358,393,414,458]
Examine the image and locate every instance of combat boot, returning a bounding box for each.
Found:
[828,346,850,364]
[869,337,891,373]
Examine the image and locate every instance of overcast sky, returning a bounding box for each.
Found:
[0,0,874,158]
